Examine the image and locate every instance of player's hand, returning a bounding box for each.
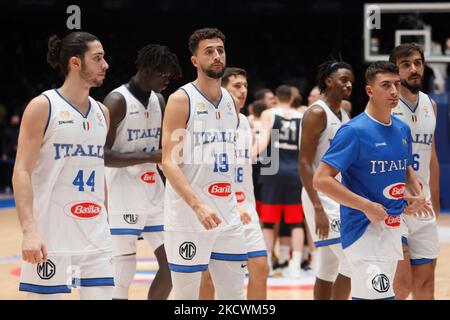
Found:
[193,203,222,230]
[22,230,47,264]
[362,201,388,224]
[404,195,434,218]
[315,208,330,240]
[238,206,252,225]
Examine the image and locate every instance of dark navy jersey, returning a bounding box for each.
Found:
[259,108,302,185]
[322,112,413,249]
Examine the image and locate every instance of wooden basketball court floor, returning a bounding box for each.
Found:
[1,207,450,300]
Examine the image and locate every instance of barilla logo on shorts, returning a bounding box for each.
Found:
[384,215,401,228]
[235,192,245,203]
[141,172,156,184]
[382,183,406,200]
[70,202,101,219]
[208,183,232,197]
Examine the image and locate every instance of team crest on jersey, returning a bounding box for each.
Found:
[123,214,138,224]
[226,102,233,114]
[64,201,101,219]
[37,260,56,280]
[58,111,74,125]
[129,104,139,115]
[196,102,208,115]
[423,105,431,117]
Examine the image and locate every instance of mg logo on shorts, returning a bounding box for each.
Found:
[372,274,390,293]
[37,260,56,280]
[331,218,341,233]
[179,242,196,260]
[124,214,138,224]
[382,183,406,200]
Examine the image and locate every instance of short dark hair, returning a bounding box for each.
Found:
[316,60,353,93]
[47,31,99,77]
[365,61,399,84]
[275,85,293,103]
[253,99,267,118]
[188,28,225,54]
[135,44,182,80]
[389,43,425,65]
[222,67,247,86]
[254,88,272,101]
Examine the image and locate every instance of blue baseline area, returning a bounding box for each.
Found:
[0,198,15,209]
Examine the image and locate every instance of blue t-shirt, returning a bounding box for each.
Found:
[321,112,413,249]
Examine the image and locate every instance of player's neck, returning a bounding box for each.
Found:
[400,86,418,104]
[323,92,342,114]
[59,76,91,113]
[365,102,391,125]
[278,102,291,109]
[193,76,222,104]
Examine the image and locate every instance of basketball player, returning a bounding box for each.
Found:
[103,44,182,300]
[200,67,269,300]
[307,86,322,106]
[13,32,113,299]
[254,85,305,278]
[390,43,440,300]
[162,28,247,300]
[299,60,353,300]
[313,61,431,300]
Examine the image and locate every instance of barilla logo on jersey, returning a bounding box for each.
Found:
[382,183,406,200]
[235,191,245,203]
[384,215,401,228]
[140,172,156,184]
[208,183,232,197]
[67,202,101,219]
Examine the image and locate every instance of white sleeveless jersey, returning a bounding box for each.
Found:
[33,89,111,255]
[392,91,435,199]
[308,99,350,171]
[164,83,241,232]
[105,85,164,217]
[235,114,259,224]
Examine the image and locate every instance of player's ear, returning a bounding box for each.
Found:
[191,55,198,68]
[69,56,82,72]
[365,84,373,97]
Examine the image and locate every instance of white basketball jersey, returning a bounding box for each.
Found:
[164,83,241,232]
[392,91,435,199]
[105,85,164,219]
[33,89,111,255]
[309,99,350,171]
[235,114,260,225]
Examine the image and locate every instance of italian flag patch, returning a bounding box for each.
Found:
[216,111,221,120]
[412,115,418,122]
[83,120,90,131]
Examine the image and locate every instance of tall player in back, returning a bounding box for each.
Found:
[12,32,113,299]
[390,43,440,300]
[162,28,247,300]
[103,44,182,299]
[299,61,353,299]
